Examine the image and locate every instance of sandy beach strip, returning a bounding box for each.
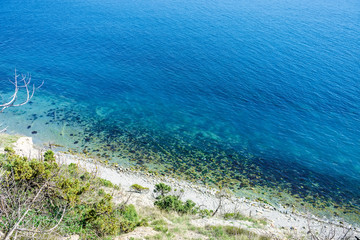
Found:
[2,135,359,239]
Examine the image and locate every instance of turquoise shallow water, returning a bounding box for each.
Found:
[1,0,360,210]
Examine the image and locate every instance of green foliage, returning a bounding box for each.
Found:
[0,150,145,239]
[96,177,115,188]
[2,152,58,181]
[4,146,15,155]
[154,195,198,215]
[223,212,246,220]
[81,194,119,236]
[98,188,106,196]
[153,183,212,217]
[0,151,70,239]
[199,208,213,218]
[154,183,171,198]
[79,199,146,236]
[80,171,91,181]
[68,163,79,175]
[130,184,149,193]
[57,175,90,205]
[151,219,168,233]
[63,192,146,237]
[44,150,56,162]
[121,204,139,222]
[118,204,147,233]
[256,197,270,205]
[118,220,135,234]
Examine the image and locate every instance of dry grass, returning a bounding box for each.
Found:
[0,133,20,148]
[136,206,270,240]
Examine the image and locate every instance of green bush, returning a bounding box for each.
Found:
[223,212,246,220]
[199,208,213,218]
[78,196,147,236]
[97,177,115,188]
[152,183,211,216]
[117,205,139,233]
[80,171,91,181]
[44,150,56,162]
[67,163,80,176]
[56,175,90,205]
[0,151,85,239]
[151,219,168,233]
[0,150,144,239]
[154,195,198,214]
[81,194,119,236]
[3,152,58,181]
[121,204,139,222]
[154,183,171,198]
[4,146,15,155]
[130,184,149,193]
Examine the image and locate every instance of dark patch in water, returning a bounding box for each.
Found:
[37,107,360,222]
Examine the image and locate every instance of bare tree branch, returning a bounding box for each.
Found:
[16,205,67,234]
[0,69,41,132]
[3,181,48,240]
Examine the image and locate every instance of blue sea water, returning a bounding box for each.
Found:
[1,0,360,205]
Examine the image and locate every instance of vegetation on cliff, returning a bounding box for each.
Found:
[0,149,275,240]
[0,149,146,239]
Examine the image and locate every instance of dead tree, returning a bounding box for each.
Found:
[307,218,354,240]
[212,184,231,217]
[0,69,42,132]
[0,158,68,240]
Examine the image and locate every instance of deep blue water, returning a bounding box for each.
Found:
[1,0,360,204]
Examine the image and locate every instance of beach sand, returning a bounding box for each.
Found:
[2,135,358,239]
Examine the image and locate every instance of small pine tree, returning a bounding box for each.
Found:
[154,183,171,198]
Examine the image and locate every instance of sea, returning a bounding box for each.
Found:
[0,0,359,217]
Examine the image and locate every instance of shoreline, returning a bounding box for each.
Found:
[4,94,360,226]
[2,134,359,239]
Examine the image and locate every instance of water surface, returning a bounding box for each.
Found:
[1,0,360,215]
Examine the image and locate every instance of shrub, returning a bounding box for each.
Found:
[121,204,139,222]
[68,163,79,175]
[80,172,91,181]
[0,150,143,239]
[81,194,119,236]
[154,195,198,215]
[152,183,210,216]
[117,204,148,233]
[56,175,90,205]
[130,184,149,193]
[3,153,58,181]
[4,146,15,155]
[0,150,80,239]
[44,150,55,162]
[199,208,213,218]
[96,177,115,188]
[154,183,171,198]
[151,219,168,233]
